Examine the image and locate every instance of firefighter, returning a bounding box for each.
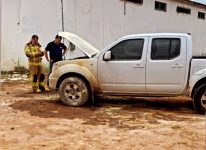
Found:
[24,35,49,93]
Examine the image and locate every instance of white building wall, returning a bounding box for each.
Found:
[0,0,1,64]
[1,0,206,71]
[1,0,62,71]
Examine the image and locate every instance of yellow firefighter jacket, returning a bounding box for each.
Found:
[24,42,44,63]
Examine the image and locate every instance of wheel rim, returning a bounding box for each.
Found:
[62,77,88,105]
[200,91,206,109]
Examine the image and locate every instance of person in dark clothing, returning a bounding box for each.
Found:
[45,35,67,75]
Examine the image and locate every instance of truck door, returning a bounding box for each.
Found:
[146,36,187,94]
[98,37,148,93]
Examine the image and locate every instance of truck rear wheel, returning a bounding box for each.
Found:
[193,84,206,114]
[59,76,90,106]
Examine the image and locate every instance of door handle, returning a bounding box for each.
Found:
[133,64,144,68]
[172,64,183,68]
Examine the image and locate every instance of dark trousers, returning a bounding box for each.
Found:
[49,60,62,78]
[47,62,54,86]
[49,62,54,76]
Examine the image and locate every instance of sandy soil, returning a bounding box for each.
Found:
[0,81,205,150]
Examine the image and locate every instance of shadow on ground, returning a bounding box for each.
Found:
[9,96,197,129]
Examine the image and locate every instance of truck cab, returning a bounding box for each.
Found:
[98,33,191,95]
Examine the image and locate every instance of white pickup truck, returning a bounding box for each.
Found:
[49,32,206,114]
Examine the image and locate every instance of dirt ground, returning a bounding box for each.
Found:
[0,81,205,150]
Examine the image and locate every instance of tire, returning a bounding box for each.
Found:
[193,84,206,114]
[59,76,90,106]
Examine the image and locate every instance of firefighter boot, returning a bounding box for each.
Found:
[40,82,50,92]
[32,75,39,92]
[39,74,50,92]
[32,83,38,92]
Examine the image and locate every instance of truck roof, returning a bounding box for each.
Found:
[123,33,192,39]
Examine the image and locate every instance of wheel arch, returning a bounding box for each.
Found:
[56,72,98,95]
[191,77,206,98]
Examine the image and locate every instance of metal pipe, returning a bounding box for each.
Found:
[17,0,21,25]
[61,0,64,32]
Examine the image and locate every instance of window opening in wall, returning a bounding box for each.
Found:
[198,12,205,20]
[176,6,191,14]
[155,1,167,12]
[122,0,143,15]
[123,0,143,4]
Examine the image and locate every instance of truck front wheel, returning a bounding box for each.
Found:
[193,84,206,114]
[59,76,90,106]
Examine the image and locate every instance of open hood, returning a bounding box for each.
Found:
[58,32,100,58]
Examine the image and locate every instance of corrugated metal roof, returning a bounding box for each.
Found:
[188,0,206,6]
[190,0,206,5]
[174,0,206,7]
[123,0,206,7]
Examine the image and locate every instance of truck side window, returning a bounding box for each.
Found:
[151,38,181,60]
[110,39,144,61]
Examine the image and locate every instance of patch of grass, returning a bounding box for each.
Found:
[14,66,29,75]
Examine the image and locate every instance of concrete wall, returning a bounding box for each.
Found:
[1,0,62,71]
[0,0,2,72]
[0,0,1,79]
[1,0,206,71]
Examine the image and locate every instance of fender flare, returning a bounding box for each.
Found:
[189,69,206,98]
[56,64,100,94]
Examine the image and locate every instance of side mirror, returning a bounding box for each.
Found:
[69,42,75,51]
[103,51,111,61]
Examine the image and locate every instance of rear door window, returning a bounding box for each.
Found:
[151,38,181,60]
